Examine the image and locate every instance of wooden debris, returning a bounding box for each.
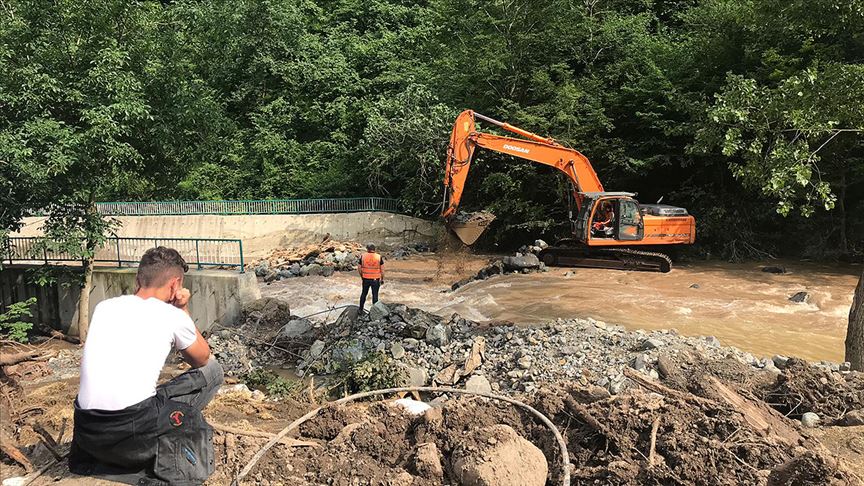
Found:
[623,368,715,407]
[0,350,49,367]
[50,330,81,345]
[706,376,802,446]
[1,429,33,472]
[211,423,319,447]
[648,416,661,468]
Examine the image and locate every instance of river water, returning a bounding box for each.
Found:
[262,254,860,363]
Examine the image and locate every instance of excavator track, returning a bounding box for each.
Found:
[538,246,672,273]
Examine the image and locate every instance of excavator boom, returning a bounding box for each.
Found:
[443,110,603,220]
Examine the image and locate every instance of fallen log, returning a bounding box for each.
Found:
[648,416,661,468]
[50,330,81,345]
[705,376,801,446]
[0,350,45,367]
[211,423,320,447]
[623,368,715,407]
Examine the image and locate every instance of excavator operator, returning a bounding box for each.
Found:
[592,202,615,238]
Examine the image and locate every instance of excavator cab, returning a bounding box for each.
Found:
[574,193,644,244]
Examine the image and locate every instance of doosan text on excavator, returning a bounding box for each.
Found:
[442,109,696,273]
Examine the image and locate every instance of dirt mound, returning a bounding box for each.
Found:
[205,380,857,486]
[532,383,851,485]
[760,358,864,423]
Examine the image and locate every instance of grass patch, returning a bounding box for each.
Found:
[243,368,302,399]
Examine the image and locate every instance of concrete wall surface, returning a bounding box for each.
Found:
[18,212,443,258]
[0,265,261,335]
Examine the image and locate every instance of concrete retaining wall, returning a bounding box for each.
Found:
[18,212,443,258]
[0,265,260,335]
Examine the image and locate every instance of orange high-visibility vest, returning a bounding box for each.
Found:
[359,252,382,280]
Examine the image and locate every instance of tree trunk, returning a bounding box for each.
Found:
[77,255,94,342]
[838,170,848,254]
[847,269,864,371]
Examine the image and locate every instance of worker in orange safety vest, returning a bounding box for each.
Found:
[358,243,385,314]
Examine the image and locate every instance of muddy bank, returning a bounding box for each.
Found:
[3,308,864,485]
[262,255,859,362]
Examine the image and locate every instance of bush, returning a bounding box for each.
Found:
[0,297,36,343]
[242,368,301,399]
[347,352,407,393]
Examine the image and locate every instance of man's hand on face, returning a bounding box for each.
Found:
[171,287,191,310]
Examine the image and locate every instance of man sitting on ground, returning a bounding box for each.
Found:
[71,247,223,485]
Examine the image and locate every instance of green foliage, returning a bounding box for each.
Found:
[347,352,407,393]
[694,67,863,216]
[2,0,862,258]
[242,368,301,399]
[0,297,37,342]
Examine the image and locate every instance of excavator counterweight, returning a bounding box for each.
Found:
[441,110,696,272]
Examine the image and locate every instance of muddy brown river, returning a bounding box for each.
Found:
[262,254,860,363]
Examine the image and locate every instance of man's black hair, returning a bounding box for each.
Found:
[136,246,189,288]
[366,243,376,251]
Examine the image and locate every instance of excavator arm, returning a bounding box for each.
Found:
[442,110,604,219]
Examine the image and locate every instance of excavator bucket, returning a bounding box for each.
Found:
[447,211,496,245]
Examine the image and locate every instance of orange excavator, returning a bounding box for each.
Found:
[442,110,696,272]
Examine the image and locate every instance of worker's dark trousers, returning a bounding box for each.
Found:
[157,357,224,412]
[70,358,224,485]
[359,278,381,313]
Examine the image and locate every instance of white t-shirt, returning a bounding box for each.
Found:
[77,295,198,411]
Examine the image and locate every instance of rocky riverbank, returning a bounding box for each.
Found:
[3,296,862,485]
[199,297,864,485]
[209,298,863,427]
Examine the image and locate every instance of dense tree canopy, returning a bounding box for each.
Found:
[1,0,862,258]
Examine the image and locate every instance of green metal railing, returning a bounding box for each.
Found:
[95,197,401,216]
[3,237,245,272]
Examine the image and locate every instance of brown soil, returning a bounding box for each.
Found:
[760,358,864,423]
[3,350,864,486]
[812,426,864,480]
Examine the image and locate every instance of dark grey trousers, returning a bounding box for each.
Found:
[359,278,381,313]
[157,357,224,412]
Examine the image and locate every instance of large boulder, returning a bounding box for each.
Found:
[242,297,291,324]
[425,323,450,347]
[280,318,313,339]
[502,254,540,271]
[277,269,293,279]
[789,291,809,303]
[474,261,504,281]
[464,375,492,394]
[335,305,360,327]
[404,366,428,386]
[254,261,270,277]
[331,342,365,366]
[305,264,324,276]
[451,424,548,486]
[369,301,391,321]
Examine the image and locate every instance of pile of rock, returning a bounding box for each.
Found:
[291,301,829,397]
[389,242,435,260]
[249,240,364,282]
[517,239,550,256]
[451,252,547,290]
